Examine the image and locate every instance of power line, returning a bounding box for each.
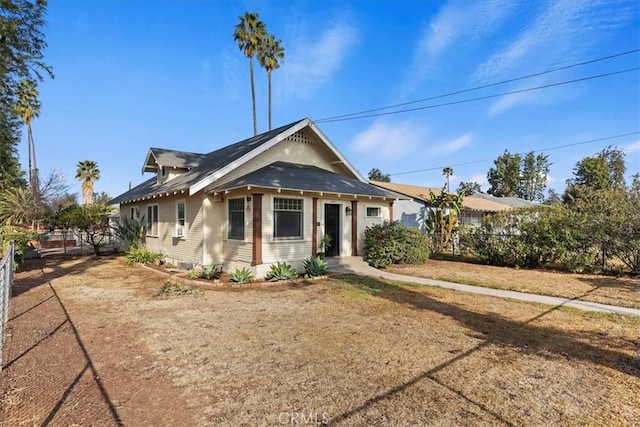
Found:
[389,131,640,177]
[315,49,640,122]
[317,67,640,123]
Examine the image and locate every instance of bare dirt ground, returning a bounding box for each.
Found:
[387,259,640,309]
[1,255,639,426]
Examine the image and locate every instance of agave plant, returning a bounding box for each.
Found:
[266,261,298,281]
[202,264,221,280]
[229,267,253,284]
[303,257,328,277]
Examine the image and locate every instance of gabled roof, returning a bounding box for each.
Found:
[215,162,405,199]
[142,148,205,173]
[111,118,369,204]
[369,181,514,212]
[471,193,537,208]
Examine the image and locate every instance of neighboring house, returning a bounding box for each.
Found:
[369,181,534,230]
[110,118,403,277]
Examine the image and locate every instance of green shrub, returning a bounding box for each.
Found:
[364,221,429,268]
[266,261,298,281]
[125,242,161,265]
[0,226,42,270]
[303,257,328,277]
[186,268,203,279]
[157,280,202,297]
[229,267,253,284]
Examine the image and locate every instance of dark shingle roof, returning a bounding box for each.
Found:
[214,162,404,199]
[111,119,307,204]
[147,148,205,169]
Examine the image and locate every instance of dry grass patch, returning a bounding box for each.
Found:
[387,259,640,309]
[4,256,640,426]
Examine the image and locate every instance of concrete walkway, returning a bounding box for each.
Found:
[328,257,640,318]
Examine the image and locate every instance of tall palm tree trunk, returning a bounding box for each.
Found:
[250,57,257,136]
[27,125,33,190]
[28,124,39,202]
[268,69,272,130]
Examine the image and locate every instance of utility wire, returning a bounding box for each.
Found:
[315,48,640,122]
[389,131,640,177]
[317,67,640,124]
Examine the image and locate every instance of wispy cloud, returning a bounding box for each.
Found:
[401,0,519,95]
[279,19,358,98]
[477,0,638,114]
[350,120,426,162]
[221,48,243,99]
[625,140,640,153]
[427,132,473,155]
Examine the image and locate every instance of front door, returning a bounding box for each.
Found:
[324,204,340,257]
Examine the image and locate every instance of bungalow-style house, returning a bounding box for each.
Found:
[369,181,535,231]
[110,118,403,277]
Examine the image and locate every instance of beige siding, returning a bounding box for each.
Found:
[212,131,354,190]
[121,192,205,267]
[262,192,314,272]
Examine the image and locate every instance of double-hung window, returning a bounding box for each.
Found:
[274,198,303,240]
[175,201,186,238]
[228,198,245,240]
[366,206,382,219]
[147,204,159,236]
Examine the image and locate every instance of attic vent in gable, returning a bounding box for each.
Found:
[288,130,316,146]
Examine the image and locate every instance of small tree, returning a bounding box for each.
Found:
[421,186,464,253]
[68,203,113,256]
[368,168,391,182]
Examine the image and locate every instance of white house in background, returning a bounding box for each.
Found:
[369,181,535,231]
[110,118,404,277]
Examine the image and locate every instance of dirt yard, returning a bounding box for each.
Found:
[387,259,640,309]
[1,256,639,426]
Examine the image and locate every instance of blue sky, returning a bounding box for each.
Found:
[24,0,640,200]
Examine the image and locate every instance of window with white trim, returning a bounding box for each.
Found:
[274,198,303,240]
[175,200,186,238]
[366,206,382,218]
[147,204,159,236]
[228,198,245,240]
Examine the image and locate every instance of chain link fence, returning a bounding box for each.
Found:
[0,241,15,371]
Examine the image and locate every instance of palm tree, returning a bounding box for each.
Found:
[233,12,266,136]
[0,187,39,226]
[258,33,284,130]
[76,160,100,205]
[442,167,453,192]
[15,79,41,200]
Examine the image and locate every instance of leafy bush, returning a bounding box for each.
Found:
[186,268,203,279]
[157,280,202,297]
[364,221,429,268]
[125,242,161,265]
[303,257,328,277]
[0,226,42,269]
[229,267,253,284]
[266,261,298,281]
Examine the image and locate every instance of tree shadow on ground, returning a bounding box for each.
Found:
[329,275,639,425]
[339,275,639,378]
[12,254,115,296]
[577,275,640,292]
[2,267,123,425]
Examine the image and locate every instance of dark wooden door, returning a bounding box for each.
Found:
[324,204,340,257]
